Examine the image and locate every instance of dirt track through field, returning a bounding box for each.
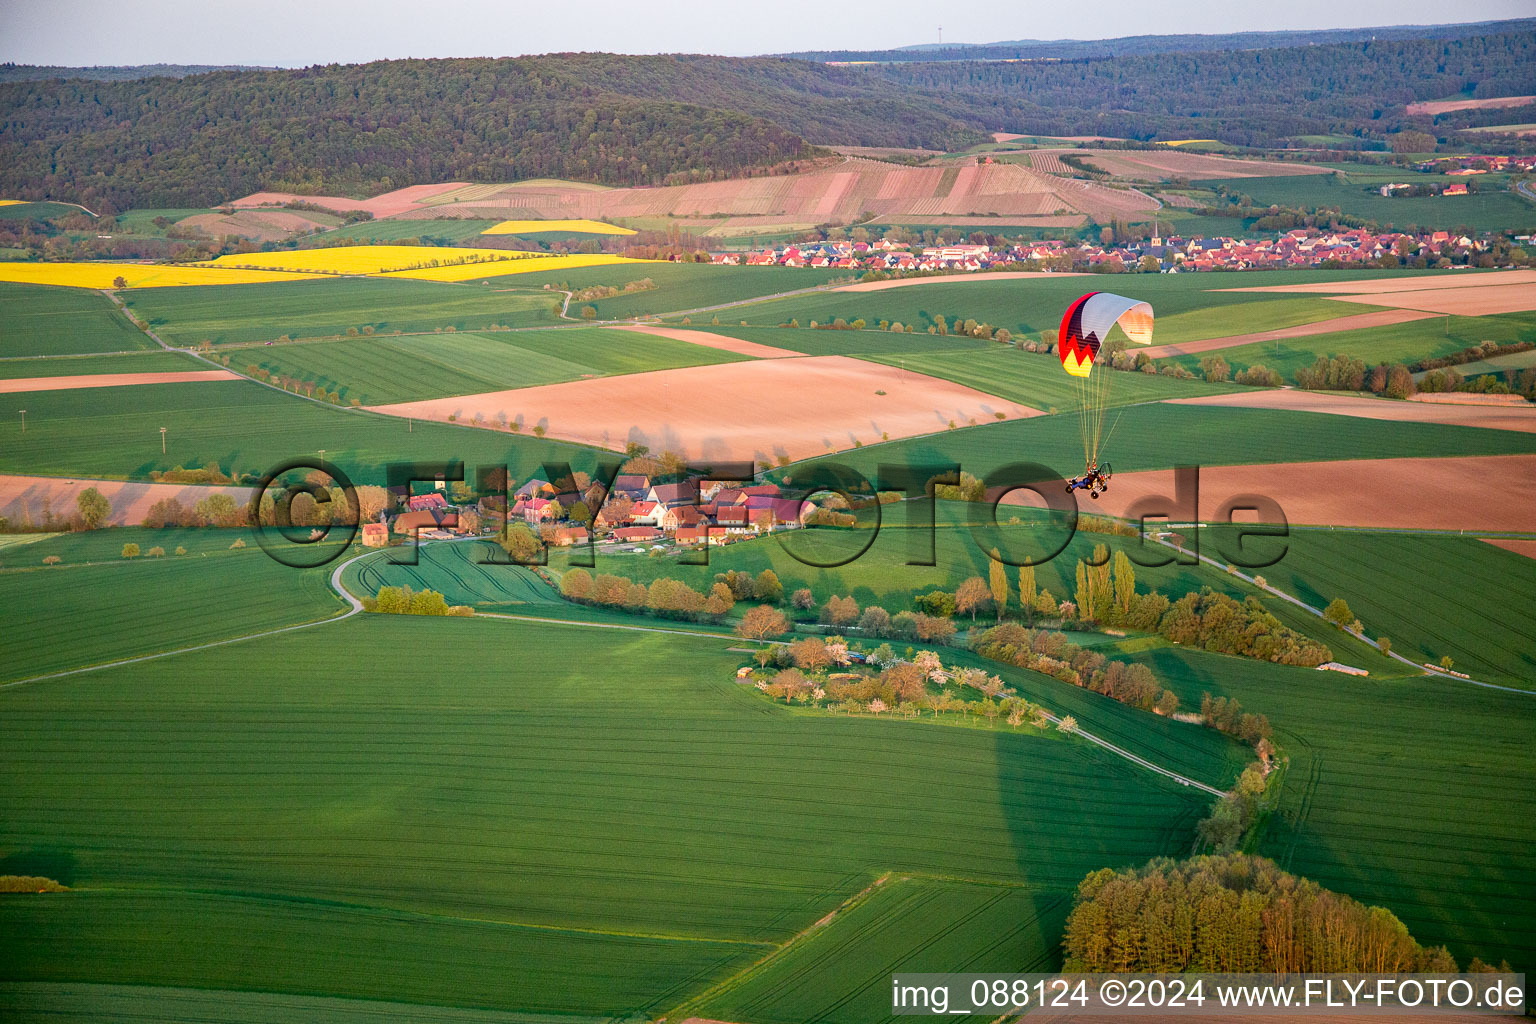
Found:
[0,370,240,394]
[0,475,255,527]
[606,324,803,358]
[1003,455,1536,532]
[1163,388,1536,433]
[832,270,1086,293]
[1138,309,1438,358]
[367,356,1038,463]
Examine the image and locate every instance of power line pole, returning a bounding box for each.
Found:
[160,426,167,453]
[18,409,25,433]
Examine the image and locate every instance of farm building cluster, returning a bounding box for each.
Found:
[378,474,815,550]
[713,225,1502,273]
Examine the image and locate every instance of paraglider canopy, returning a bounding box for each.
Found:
[1057,292,1154,469]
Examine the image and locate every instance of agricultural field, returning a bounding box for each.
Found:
[464,260,852,318]
[862,346,1245,412]
[1139,645,1536,967]
[308,218,504,244]
[1211,170,1536,233]
[0,527,344,683]
[122,278,560,346]
[1235,528,1536,687]
[0,614,1211,1018]
[0,378,603,485]
[199,244,538,275]
[0,283,153,357]
[236,325,747,405]
[0,351,203,379]
[788,400,1536,483]
[1163,310,1536,378]
[482,218,635,236]
[690,878,1068,1024]
[688,268,1442,342]
[0,262,325,289]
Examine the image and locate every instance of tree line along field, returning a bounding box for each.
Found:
[0,528,345,683]
[0,614,1212,1019]
[680,269,1449,342]
[1136,645,1536,968]
[0,379,606,485]
[1210,171,1536,234]
[787,401,1536,483]
[239,325,747,406]
[0,283,152,357]
[121,278,560,347]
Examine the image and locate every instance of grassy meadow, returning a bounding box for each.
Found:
[0,379,605,485]
[674,269,1445,341]
[238,325,746,405]
[1212,171,1536,233]
[0,283,152,357]
[123,278,560,346]
[0,527,345,683]
[0,613,1210,1018]
[1138,645,1536,968]
[0,350,202,378]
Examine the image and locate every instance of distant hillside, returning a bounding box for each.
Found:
[0,63,271,83]
[3,29,1533,211]
[786,18,1536,62]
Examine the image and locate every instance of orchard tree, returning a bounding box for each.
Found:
[736,605,789,641]
[77,487,111,530]
[1323,597,1354,628]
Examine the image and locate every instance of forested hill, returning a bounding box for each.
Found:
[782,17,1536,63]
[0,63,272,83]
[2,29,1533,211]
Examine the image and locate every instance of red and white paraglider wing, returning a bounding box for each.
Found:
[1058,292,1154,379]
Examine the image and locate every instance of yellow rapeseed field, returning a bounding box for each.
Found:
[0,262,327,289]
[481,219,636,236]
[0,199,27,207]
[199,245,537,276]
[378,253,652,282]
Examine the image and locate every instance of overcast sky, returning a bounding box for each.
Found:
[2,0,1532,66]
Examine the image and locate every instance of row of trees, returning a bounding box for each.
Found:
[1063,853,1457,973]
[974,622,1178,716]
[369,585,472,616]
[559,568,738,621]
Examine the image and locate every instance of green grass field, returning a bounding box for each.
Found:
[0,613,1211,1018]
[678,324,996,357]
[692,878,1067,1024]
[0,283,152,357]
[0,351,202,378]
[0,527,345,683]
[1138,646,1536,967]
[309,219,503,244]
[679,269,1437,342]
[1244,529,1536,687]
[1163,312,1536,379]
[1211,173,1536,233]
[0,202,81,221]
[110,209,218,237]
[238,326,746,405]
[467,262,850,319]
[123,278,559,347]
[785,401,1536,483]
[0,379,604,485]
[345,539,560,609]
[862,347,1245,413]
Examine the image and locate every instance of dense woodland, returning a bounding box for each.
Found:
[1064,854,1458,973]
[2,28,1533,210]
[785,18,1534,63]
